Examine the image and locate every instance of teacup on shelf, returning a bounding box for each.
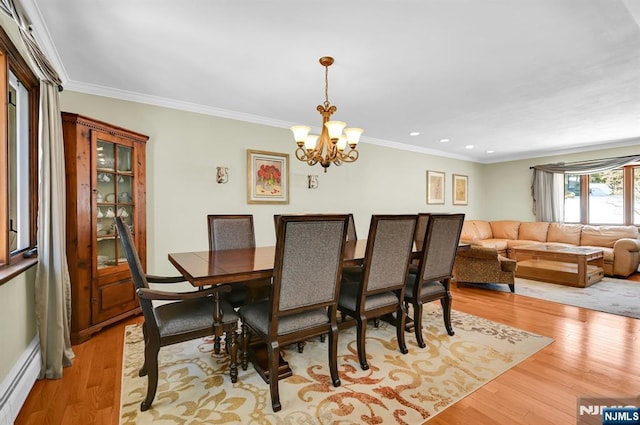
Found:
[105,207,115,218]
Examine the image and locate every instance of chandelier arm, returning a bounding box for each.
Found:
[340,149,359,163]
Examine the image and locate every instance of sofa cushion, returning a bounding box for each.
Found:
[490,220,520,240]
[580,225,639,248]
[518,222,550,242]
[473,220,494,240]
[460,220,480,242]
[474,239,509,251]
[547,223,582,245]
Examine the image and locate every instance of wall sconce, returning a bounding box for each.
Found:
[308,175,319,189]
[216,166,229,184]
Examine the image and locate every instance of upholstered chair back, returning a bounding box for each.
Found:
[419,214,465,283]
[413,213,430,251]
[208,215,256,251]
[363,215,417,293]
[274,216,348,312]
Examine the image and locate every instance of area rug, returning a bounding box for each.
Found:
[119,304,552,425]
[470,277,640,319]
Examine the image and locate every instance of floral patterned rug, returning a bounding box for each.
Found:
[120,304,552,424]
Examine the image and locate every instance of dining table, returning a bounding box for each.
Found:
[168,240,469,382]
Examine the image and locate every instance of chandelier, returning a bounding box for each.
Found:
[291,56,363,172]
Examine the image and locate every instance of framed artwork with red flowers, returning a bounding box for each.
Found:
[247,149,289,204]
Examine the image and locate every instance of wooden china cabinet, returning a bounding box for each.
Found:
[62,112,149,345]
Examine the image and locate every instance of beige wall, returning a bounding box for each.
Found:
[0,267,37,380]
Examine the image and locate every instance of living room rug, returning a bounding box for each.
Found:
[463,277,640,319]
[119,304,552,424]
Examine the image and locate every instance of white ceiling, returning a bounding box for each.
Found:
[21,0,640,163]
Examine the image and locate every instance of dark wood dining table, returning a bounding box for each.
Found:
[167,240,469,382]
[168,239,368,288]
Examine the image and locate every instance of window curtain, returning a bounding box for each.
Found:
[531,154,640,222]
[10,0,74,379]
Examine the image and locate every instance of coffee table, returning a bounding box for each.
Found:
[513,244,604,287]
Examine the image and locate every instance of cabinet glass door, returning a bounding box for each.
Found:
[96,138,135,271]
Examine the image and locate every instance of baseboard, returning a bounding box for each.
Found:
[0,337,40,425]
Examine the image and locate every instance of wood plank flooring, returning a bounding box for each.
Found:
[15,276,640,425]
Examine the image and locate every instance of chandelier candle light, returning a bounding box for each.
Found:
[291,56,363,172]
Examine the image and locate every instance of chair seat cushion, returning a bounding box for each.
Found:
[154,297,239,338]
[338,281,399,311]
[240,301,330,336]
[405,273,446,301]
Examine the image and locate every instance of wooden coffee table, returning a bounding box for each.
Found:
[513,244,604,287]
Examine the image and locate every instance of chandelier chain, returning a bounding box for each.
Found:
[324,63,330,108]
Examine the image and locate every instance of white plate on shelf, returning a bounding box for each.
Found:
[105,193,116,202]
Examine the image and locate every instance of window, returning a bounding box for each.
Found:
[563,164,640,225]
[0,27,39,270]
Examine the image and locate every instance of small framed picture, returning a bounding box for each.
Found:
[247,150,289,204]
[452,174,468,205]
[426,170,445,204]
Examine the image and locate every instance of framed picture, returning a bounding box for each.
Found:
[426,170,445,204]
[247,150,289,204]
[452,174,468,205]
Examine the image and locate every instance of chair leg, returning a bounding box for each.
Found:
[141,342,160,411]
[241,324,249,371]
[396,305,408,354]
[328,323,341,387]
[268,342,282,412]
[413,302,426,348]
[297,341,305,353]
[508,283,515,292]
[440,296,455,336]
[373,318,380,328]
[320,334,326,343]
[356,317,369,370]
[139,323,149,377]
[228,327,238,383]
[214,336,222,355]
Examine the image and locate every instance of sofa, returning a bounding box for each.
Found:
[459,220,640,277]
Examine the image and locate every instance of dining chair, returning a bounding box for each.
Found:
[405,213,465,348]
[239,214,349,412]
[207,214,270,307]
[413,213,430,252]
[274,213,357,240]
[337,214,417,371]
[115,217,240,411]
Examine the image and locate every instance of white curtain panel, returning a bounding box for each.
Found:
[35,82,74,379]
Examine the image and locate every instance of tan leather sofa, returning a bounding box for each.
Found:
[460,220,640,277]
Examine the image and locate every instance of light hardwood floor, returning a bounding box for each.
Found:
[15,276,640,425]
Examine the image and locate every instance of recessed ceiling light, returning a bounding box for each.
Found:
[409,131,420,136]
[465,145,474,149]
[439,138,450,143]
[486,150,495,154]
